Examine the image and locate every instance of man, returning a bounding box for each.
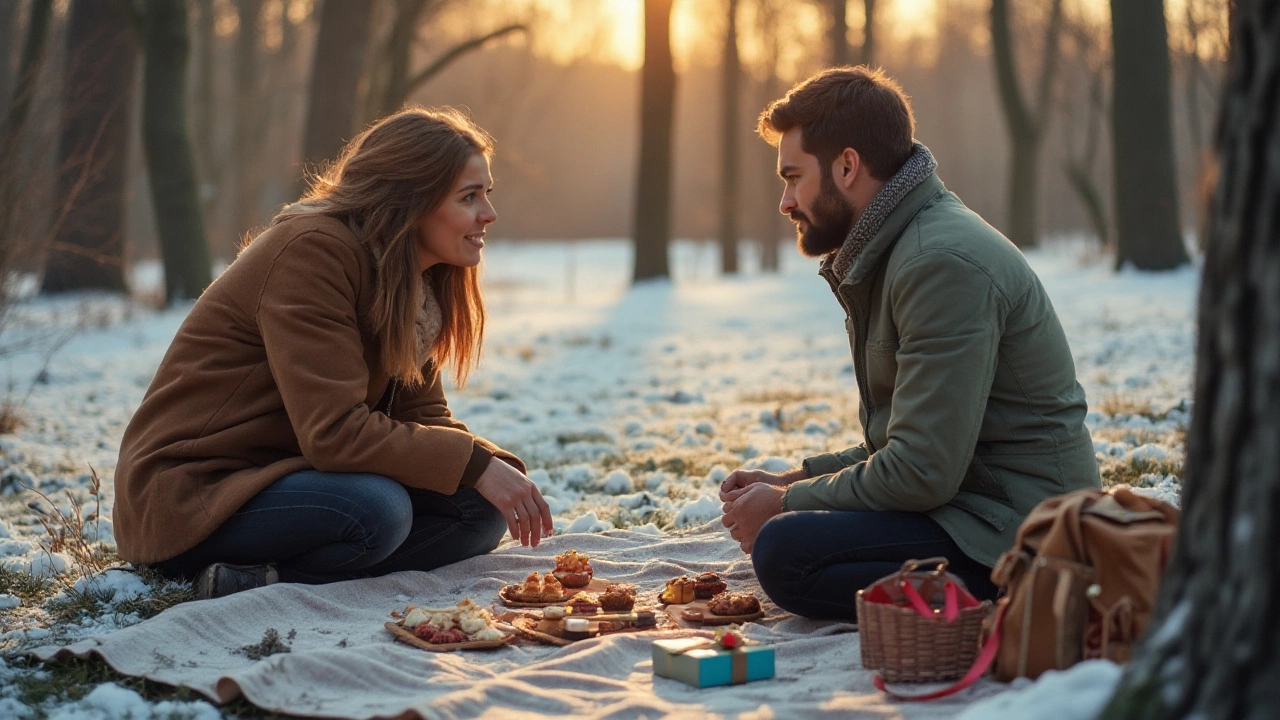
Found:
[720,66,1100,620]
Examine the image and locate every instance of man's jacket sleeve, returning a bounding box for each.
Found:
[784,251,1006,512]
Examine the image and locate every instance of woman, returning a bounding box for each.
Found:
[114,107,552,599]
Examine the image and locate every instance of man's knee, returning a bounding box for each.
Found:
[751,513,800,591]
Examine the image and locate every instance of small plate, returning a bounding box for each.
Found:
[508,615,671,646]
[664,598,765,627]
[384,622,515,652]
[497,577,610,607]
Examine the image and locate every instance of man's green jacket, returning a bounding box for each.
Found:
[784,173,1101,568]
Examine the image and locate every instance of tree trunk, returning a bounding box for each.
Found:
[299,0,375,195]
[1100,5,1280,719]
[861,0,876,66]
[232,0,266,235]
[40,0,134,294]
[719,0,740,275]
[632,0,675,282]
[0,0,18,115]
[989,0,1062,249]
[191,0,221,229]
[142,0,212,303]
[827,0,848,66]
[1109,0,1189,270]
[755,0,783,273]
[1,0,52,255]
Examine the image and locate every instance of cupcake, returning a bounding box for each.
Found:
[693,572,727,599]
[598,583,637,611]
[553,550,594,588]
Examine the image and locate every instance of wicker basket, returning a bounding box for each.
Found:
[856,557,994,683]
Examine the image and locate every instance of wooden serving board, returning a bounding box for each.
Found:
[508,615,673,646]
[497,576,610,607]
[384,622,515,652]
[663,599,765,627]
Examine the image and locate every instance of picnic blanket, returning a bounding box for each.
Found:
[32,524,1009,719]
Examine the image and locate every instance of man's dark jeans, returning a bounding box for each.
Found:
[751,510,999,621]
[152,470,507,584]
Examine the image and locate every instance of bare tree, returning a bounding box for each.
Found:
[41,0,135,294]
[1109,0,1190,270]
[861,0,876,66]
[362,0,527,126]
[141,0,213,303]
[633,0,676,282]
[719,0,741,274]
[1,0,53,317]
[753,0,785,272]
[232,0,266,237]
[1059,16,1111,249]
[190,0,223,229]
[1100,4,1280,718]
[990,0,1063,248]
[826,0,848,66]
[298,0,376,196]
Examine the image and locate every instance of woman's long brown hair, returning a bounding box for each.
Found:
[267,106,492,388]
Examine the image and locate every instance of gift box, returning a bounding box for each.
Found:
[652,637,775,688]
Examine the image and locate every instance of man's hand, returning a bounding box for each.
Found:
[719,466,807,502]
[474,458,554,547]
[720,483,787,554]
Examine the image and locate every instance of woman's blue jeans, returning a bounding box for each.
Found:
[751,510,999,621]
[152,470,507,584]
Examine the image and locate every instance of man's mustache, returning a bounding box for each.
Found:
[789,211,811,225]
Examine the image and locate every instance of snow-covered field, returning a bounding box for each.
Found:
[0,237,1197,717]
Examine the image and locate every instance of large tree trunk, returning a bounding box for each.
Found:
[1,0,52,250]
[632,0,676,282]
[861,0,876,66]
[1100,4,1279,719]
[299,0,375,195]
[1109,0,1190,270]
[232,0,266,236]
[0,1,18,114]
[827,0,848,66]
[41,0,134,294]
[142,0,212,303]
[191,0,223,237]
[755,0,783,273]
[989,0,1062,249]
[719,0,740,275]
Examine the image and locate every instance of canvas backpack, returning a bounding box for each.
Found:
[984,486,1180,681]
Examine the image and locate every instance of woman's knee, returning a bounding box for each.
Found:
[461,489,508,553]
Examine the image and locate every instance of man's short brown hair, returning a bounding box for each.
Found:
[757,66,915,181]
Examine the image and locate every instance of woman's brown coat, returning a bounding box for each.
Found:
[114,214,522,565]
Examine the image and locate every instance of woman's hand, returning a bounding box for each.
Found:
[720,483,787,554]
[474,458,554,547]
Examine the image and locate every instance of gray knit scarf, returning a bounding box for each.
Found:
[828,142,937,282]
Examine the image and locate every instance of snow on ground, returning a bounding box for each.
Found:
[0,237,1195,715]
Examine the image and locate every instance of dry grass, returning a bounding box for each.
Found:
[22,467,116,587]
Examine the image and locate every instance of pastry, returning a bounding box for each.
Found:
[399,598,506,644]
[554,550,593,588]
[693,572,727,599]
[659,575,697,604]
[567,591,600,614]
[514,571,543,602]
[598,583,637,611]
[539,572,566,602]
[707,591,761,616]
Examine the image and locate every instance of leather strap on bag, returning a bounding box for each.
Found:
[872,603,1008,701]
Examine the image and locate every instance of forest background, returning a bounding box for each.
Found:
[0,0,1228,307]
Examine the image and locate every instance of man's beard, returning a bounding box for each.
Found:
[791,176,855,258]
